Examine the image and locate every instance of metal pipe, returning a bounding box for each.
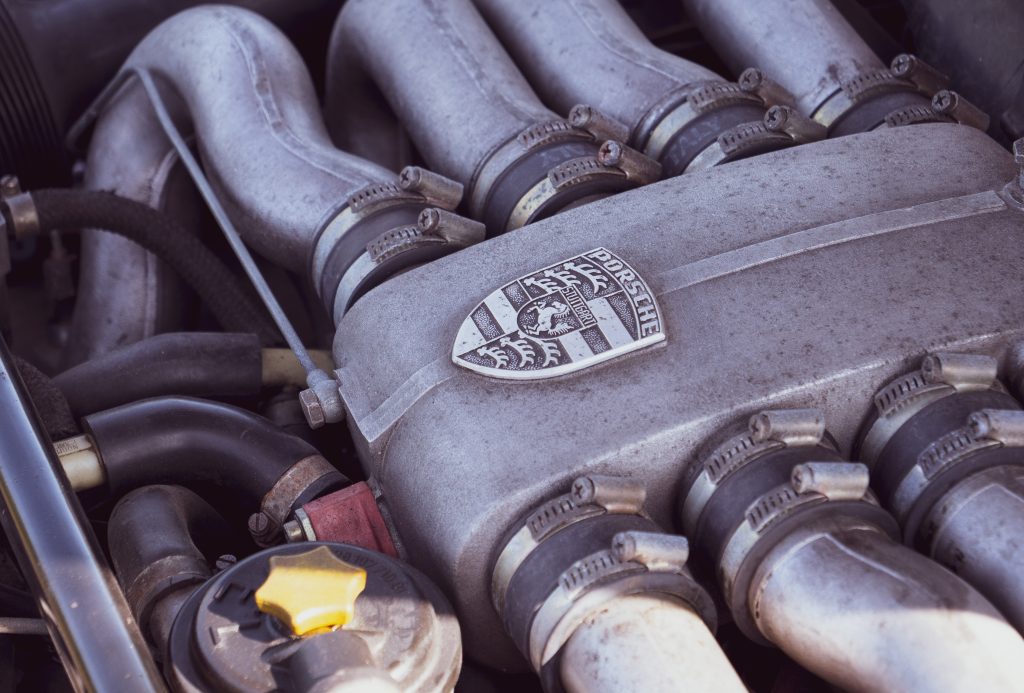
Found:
[113,5,393,272]
[0,338,164,691]
[475,0,717,131]
[559,594,745,693]
[327,0,552,189]
[751,518,1024,691]
[925,464,1024,632]
[681,0,884,116]
[67,84,193,368]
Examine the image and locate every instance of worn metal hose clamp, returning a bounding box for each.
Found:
[492,475,713,687]
[680,409,895,642]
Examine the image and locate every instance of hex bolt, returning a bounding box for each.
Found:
[298,388,326,429]
[283,520,305,543]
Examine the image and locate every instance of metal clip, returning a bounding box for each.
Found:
[417,207,485,247]
[611,531,689,571]
[738,67,796,108]
[932,90,991,130]
[571,475,646,514]
[921,352,998,391]
[749,409,825,447]
[791,462,870,501]
[763,105,827,144]
[597,140,661,184]
[890,54,949,95]
[569,104,630,143]
[968,409,1024,447]
[398,166,463,209]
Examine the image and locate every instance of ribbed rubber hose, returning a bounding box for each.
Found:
[30,189,281,345]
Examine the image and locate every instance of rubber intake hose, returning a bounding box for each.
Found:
[13,355,77,439]
[108,485,229,652]
[81,397,346,514]
[24,189,280,345]
[54,332,263,418]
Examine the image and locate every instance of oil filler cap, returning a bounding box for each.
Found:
[254,545,366,636]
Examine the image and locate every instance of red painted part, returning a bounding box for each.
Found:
[302,482,399,557]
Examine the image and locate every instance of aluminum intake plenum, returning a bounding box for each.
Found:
[333,124,1024,668]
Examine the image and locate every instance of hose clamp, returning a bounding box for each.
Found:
[859,353,1001,471]
[491,474,646,613]
[527,531,712,673]
[890,409,1024,525]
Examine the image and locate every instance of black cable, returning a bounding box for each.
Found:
[27,189,281,345]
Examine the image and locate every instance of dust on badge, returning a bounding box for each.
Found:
[452,248,664,379]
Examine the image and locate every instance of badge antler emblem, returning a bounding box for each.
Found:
[452,248,665,380]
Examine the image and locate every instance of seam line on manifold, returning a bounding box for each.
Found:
[652,190,1007,297]
[352,190,1008,443]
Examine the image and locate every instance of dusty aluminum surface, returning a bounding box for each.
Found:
[333,124,1024,667]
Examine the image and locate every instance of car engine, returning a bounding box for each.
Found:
[0,0,1023,691]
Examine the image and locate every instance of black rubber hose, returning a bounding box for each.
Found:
[12,355,78,439]
[108,485,228,650]
[53,332,263,418]
[27,189,280,345]
[82,396,345,507]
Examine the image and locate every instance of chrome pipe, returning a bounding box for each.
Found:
[752,518,1024,691]
[925,464,1024,632]
[0,339,164,692]
[559,594,746,693]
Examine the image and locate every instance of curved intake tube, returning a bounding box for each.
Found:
[751,518,1024,691]
[108,485,229,653]
[474,0,800,175]
[69,84,195,367]
[328,0,656,233]
[560,594,745,693]
[65,396,347,543]
[115,5,390,272]
[681,0,948,134]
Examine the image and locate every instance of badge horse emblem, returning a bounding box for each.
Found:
[452,248,665,379]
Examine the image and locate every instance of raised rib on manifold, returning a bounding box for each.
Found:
[917,427,999,479]
[873,370,945,417]
[516,119,578,150]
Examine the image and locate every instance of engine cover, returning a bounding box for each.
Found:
[334,123,1024,667]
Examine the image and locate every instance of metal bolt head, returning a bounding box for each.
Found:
[890,53,913,78]
[283,520,305,543]
[764,105,790,131]
[418,207,441,232]
[597,140,623,167]
[299,388,326,429]
[738,67,764,92]
[398,166,421,190]
[248,511,271,536]
[569,104,593,128]
[214,554,237,571]
[931,90,956,113]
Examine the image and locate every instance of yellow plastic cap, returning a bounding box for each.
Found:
[254,545,367,636]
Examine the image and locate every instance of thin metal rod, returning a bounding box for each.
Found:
[0,618,49,635]
[0,338,164,691]
[133,69,320,376]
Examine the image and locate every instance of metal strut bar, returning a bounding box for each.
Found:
[67,68,344,428]
[0,337,164,692]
